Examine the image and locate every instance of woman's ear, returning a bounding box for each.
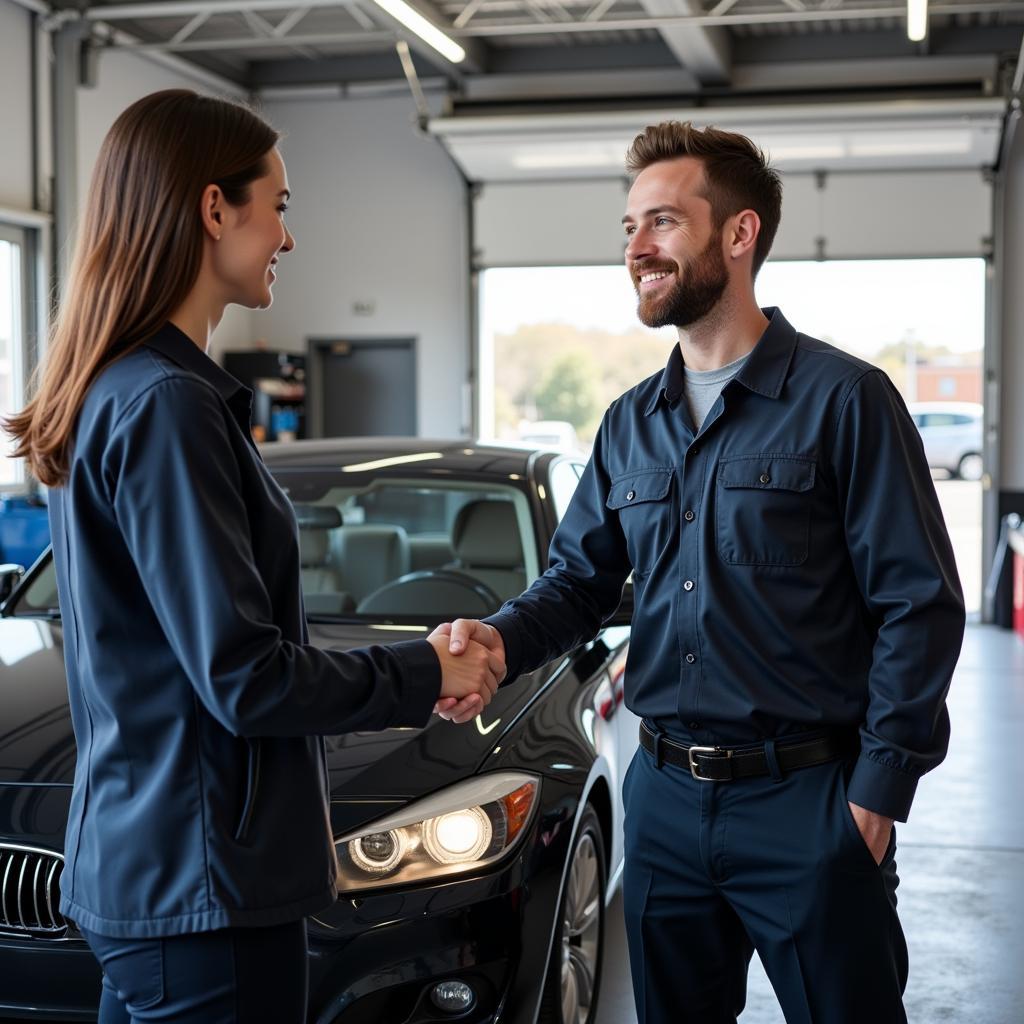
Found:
[199,184,224,242]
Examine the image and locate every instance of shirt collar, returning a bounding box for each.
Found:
[141,322,252,419]
[643,306,798,416]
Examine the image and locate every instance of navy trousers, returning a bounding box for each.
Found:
[79,919,308,1023]
[622,741,908,1024]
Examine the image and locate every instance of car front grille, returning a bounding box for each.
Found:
[0,843,68,937]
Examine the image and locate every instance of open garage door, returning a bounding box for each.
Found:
[430,98,1003,614]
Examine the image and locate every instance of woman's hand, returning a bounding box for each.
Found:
[427,631,503,721]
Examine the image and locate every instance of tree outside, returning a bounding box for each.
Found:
[494,323,672,445]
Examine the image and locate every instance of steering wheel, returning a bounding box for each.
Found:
[356,569,504,616]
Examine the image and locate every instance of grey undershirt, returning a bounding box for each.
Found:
[683,352,750,431]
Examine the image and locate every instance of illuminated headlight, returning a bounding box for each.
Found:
[335,772,539,893]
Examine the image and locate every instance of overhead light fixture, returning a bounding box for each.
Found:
[512,146,621,171]
[849,131,972,158]
[370,0,465,64]
[907,0,928,42]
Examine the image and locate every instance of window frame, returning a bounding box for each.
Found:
[0,212,47,495]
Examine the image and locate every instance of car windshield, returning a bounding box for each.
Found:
[272,469,540,623]
[10,472,541,625]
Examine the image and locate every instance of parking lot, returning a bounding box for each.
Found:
[934,478,983,616]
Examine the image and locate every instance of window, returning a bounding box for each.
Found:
[273,472,539,622]
[549,459,584,521]
[0,226,29,487]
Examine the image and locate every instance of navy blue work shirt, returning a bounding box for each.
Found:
[49,323,441,937]
[487,308,965,822]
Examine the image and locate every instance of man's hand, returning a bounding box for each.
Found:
[430,620,507,724]
[848,802,894,865]
[426,627,503,723]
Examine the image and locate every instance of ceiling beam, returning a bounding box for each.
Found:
[80,0,1024,28]
[638,0,731,86]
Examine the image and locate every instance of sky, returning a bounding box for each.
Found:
[480,258,987,358]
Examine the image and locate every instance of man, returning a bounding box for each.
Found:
[435,122,965,1023]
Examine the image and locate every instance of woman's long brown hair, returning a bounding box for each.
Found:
[5,89,279,486]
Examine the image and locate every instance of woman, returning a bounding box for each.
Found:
[5,89,499,1023]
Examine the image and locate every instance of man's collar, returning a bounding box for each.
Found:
[643,344,685,416]
[141,322,250,406]
[643,307,798,416]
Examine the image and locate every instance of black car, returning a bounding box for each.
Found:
[0,439,636,1024]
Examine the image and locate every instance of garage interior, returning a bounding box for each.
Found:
[1,0,1024,1021]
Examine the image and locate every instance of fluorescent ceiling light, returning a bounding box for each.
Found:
[761,136,846,161]
[512,147,621,170]
[849,132,971,157]
[907,0,928,42]
[370,0,465,64]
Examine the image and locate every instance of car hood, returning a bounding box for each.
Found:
[310,622,544,837]
[0,617,546,837]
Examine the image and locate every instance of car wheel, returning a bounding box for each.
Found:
[957,452,983,481]
[538,804,606,1024]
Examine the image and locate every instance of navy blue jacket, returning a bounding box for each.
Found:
[49,323,441,938]
[487,308,964,822]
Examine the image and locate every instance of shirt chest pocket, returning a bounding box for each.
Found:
[716,455,816,567]
[606,469,675,577]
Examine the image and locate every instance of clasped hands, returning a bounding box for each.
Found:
[427,619,506,725]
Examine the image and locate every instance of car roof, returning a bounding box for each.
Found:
[260,437,554,477]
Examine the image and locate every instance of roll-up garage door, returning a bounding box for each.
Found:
[429,99,1004,266]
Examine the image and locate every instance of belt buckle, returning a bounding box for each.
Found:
[687,745,731,781]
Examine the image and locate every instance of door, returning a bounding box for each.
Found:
[308,338,417,438]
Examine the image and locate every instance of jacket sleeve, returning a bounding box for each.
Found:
[483,410,632,682]
[830,369,965,821]
[102,375,441,738]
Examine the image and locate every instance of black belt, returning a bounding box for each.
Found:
[639,721,850,782]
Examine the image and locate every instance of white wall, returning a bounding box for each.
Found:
[76,50,253,353]
[0,0,34,211]
[259,94,471,437]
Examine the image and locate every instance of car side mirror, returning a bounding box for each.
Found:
[607,577,634,627]
[0,563,25,607]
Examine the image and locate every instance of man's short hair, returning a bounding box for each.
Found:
[626,121,783,277]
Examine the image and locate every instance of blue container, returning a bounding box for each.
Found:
[0,495,51,568]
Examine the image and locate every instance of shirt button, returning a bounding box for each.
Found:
[684,510,695,522]
[626,490,635,501]
[685,653,696,664]
[759,473,771,484]
[683,580,694,592]
[690,447,699,458]
[688,721,702,730]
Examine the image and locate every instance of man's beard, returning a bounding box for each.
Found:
[634,231,729,329]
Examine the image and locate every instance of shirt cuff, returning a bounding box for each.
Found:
[390,639,443,727]
[846,753,920,823]
[481,611,523,686]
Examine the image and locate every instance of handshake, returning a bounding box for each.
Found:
[426,619,507,725]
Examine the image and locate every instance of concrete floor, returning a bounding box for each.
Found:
[594,625,1024,1024]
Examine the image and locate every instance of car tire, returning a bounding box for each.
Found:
[538,803,607,1024]
[957,452,983,481]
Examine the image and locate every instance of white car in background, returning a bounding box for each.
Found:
[517,419,582,452]
[908,401,984,481]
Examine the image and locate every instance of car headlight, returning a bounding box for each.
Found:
[335,772,540,893]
